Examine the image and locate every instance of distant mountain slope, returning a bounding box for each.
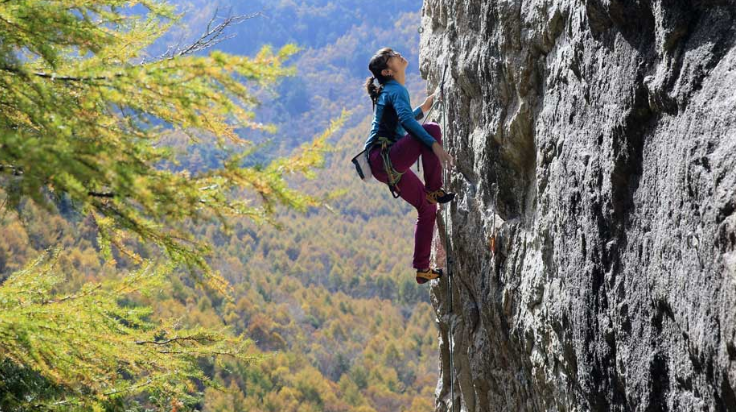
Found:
[155,0,429,153]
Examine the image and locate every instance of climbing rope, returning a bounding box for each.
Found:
[434,64,457,412]
[421,98,440,126]
[490,179,498,255]
[416,78,445,174]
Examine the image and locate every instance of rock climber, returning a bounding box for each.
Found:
[363,47,456,284]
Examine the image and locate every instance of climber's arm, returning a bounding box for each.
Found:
[393,87,436,148]
[413,105,424,121]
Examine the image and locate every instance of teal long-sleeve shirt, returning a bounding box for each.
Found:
[363,79,435,151]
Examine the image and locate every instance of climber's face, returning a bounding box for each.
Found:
[382,51,408,77]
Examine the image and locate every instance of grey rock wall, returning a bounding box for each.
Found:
[418,1,736,410]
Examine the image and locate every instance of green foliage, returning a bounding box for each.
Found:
[0,0,345,293]
[0,249,256,410]
[0,1,441,410]
[0,0,351,409]
[0,109,440,410]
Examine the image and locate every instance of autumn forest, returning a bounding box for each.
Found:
[0,1,440,411]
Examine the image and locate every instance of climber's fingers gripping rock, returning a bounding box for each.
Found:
[432,142,455,170]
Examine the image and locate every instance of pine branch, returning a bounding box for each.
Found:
[0,164,23,176]
[0,8,264,82]
[135,335,216,345]
[87,191,115,198]
[45,284,103,304]
[152,7,265,62]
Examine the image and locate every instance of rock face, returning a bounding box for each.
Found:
[418,1,736,410]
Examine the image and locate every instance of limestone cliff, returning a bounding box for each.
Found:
[418,1,736,410]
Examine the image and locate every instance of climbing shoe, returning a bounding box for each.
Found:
[426,188,455,204]
[416,267,443,284]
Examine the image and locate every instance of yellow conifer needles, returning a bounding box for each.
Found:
[0,1,347,408]
[0,1,345,288]
[0,249,258,410]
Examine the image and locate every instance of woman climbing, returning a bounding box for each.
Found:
[363,47,456,284]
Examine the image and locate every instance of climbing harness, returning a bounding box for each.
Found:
[377,136,405,198]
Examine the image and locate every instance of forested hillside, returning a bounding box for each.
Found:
[155,0,428,151]
[0,116,438,411]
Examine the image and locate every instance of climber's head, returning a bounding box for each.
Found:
[365,48,408,108]
[368,47,407,82]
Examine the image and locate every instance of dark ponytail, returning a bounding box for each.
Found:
[366,47,396,110]
[365,76,383,110]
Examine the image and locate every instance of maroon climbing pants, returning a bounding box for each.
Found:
[368,122,443,270]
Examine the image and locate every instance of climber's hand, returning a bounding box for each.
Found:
[421,93,435,113]
[432,142,454,170]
